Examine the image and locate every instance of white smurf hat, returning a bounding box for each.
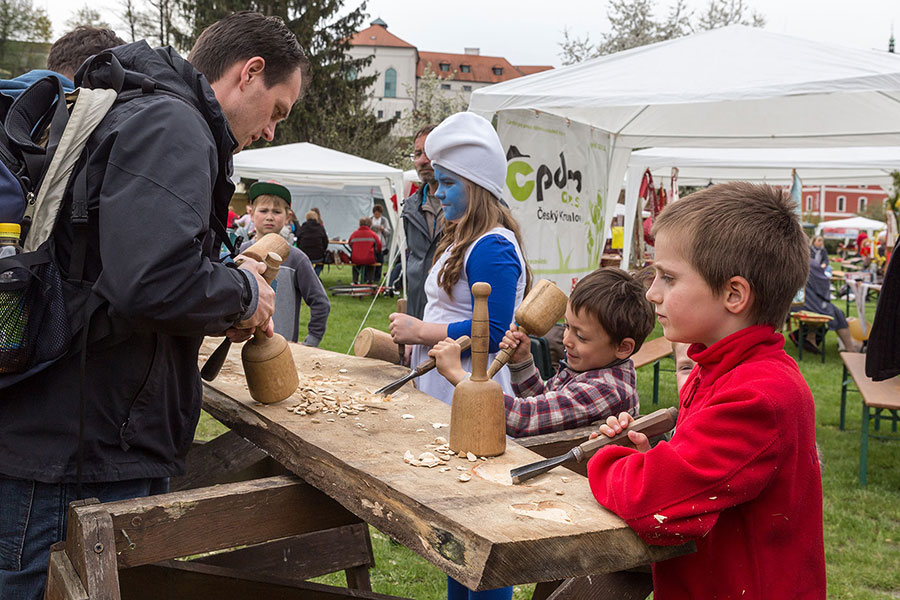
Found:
[424,112,505,200]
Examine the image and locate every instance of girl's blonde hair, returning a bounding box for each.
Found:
[434,179,532,298]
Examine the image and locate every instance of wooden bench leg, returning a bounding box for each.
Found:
[652,360,660,406]
[840,363,850,431]
[860,402,870,487]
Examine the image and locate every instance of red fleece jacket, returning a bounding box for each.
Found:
[588,325,825,599]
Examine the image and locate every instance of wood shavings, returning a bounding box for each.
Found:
[404,451,442,468]
[401,414,415,420]
[284,374,394,419]
[338,368,348,373]
[456,466,466,471]
[432,422,449,429]
[561,477,570,483]
[466,452,477,462]
[433,436,448,445]
[439,467,451,472]
[458,473,472,482]
[555,490,565,496]
[653,514,667,523]
[416,428,426,433]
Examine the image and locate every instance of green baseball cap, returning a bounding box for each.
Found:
[249,180,292,207]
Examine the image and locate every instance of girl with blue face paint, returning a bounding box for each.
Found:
[433,165,468,222]
[388,112,533,600]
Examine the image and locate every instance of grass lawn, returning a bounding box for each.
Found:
[196,266,900,599]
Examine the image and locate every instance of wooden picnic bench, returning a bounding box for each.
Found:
[839,352,900,486]
[789,311,832,363]
[631,336,675,407]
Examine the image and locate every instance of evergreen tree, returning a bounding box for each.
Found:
[176,0,398,165]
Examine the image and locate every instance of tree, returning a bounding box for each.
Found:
[401,64,466,134]
[66,5,112,30]
[0,0,53,65]
[176,0,399,165]
[118,0,157,43]
[696,0,765,30]
[559,0,763,64]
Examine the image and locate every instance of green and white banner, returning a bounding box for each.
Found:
[499,110,609,292]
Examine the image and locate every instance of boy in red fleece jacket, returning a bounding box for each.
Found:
[589,183,826,599]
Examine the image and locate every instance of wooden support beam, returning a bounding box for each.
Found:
[45,544,89,600]
[82,476,359,569]
[171,431,288,492]
[191,522,374,588]
[544,571,653,600]
[118,560,411,600]
[64,498,121,600]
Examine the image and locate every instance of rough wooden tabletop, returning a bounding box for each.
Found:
[199,339,690,590]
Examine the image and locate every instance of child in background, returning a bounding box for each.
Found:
[671,341,695,392]
[589,183,826,599]
[431,268,654,437]
[242,181,330,346]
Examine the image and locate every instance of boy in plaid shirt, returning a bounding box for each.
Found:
[431,268,655,437]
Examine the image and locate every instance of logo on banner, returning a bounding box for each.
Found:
[506,146,582,209]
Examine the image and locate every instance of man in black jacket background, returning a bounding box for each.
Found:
[0,12,308,599]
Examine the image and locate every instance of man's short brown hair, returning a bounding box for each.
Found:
[188,11,310,93]
[414,124,436,142]
[359,217,372,227]
[569,268,655,353]
[652,182,809,327]
[48,27,126,80]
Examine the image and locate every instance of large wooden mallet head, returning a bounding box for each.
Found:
[449,282,506,457]
[240,234,299,404]
[486,279,568,378]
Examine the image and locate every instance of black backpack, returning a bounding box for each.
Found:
[0,53,132,385]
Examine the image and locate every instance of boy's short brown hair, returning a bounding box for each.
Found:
[652,182,809,327]
[569,268,655,352]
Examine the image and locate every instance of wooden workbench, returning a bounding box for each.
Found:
[200,340,690,592]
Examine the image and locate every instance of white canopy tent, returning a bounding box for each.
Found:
[469,25,900,269]
[233,142,406,288]
[815,216,887,233]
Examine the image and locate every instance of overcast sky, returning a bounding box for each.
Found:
[37,0,899,66]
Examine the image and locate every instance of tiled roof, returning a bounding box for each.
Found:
[349,24,416,48]
[417,51,552,83]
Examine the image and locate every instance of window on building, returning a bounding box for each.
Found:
[837,196,846,212]
[858,197,867,212]
[440,63,450,72]
[394,111,401,119]
[492,67,503,75]
[377,109,383,119]
[384,68,397,98]
[806,195,813,211]
[460,64,471,73]
[441,83,451,90]
[463,85,472,92]
[860,184,868,188]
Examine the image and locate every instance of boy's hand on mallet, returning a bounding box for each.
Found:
[590,412,652,453]
[429,338,468,387]
[499,323,532,364]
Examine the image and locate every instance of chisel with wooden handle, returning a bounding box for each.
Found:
[374,335,471,396]
[510,407,678,484]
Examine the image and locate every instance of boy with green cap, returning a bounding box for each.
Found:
[242,181,330,345]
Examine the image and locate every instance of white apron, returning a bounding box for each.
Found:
[411,227,526,404]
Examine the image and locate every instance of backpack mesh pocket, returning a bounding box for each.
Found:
[0,260,71,373]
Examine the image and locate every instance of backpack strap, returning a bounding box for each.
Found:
[23,86,117,252]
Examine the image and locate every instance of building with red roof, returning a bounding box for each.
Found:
[348,18,552,133]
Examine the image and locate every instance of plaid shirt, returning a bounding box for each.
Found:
[504,359,639,437]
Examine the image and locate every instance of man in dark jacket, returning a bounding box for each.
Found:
[401,124,443,318]
[0,12,307,599]
[297,209,330,275]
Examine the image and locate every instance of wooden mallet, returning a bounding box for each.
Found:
[486,279,568,378]
[449,282,506,457]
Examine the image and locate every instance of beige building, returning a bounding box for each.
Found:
[348,18,552,132]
